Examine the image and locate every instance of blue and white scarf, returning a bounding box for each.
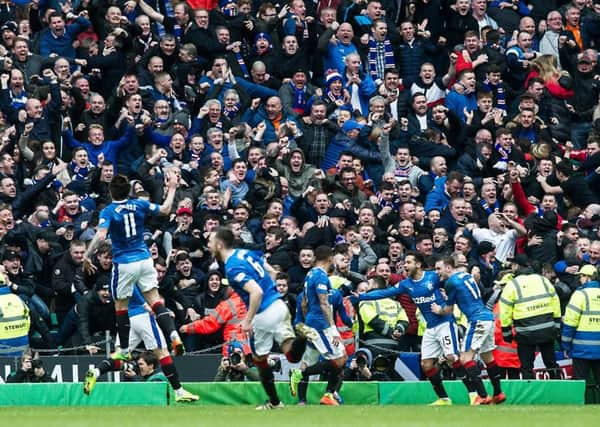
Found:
[368,35,394,86]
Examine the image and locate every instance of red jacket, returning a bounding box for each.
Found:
[181,291,249,356]
[511,181,563,229]
[186,0,218,9]
[493,303,520,369]
[336,296,356,356]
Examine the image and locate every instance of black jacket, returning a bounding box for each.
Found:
[76,291,116,345]
[51,252,86,317]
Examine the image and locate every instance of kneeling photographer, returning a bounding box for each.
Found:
[6,349,54,383]
[344,348,399,381]
[214,342,260,382]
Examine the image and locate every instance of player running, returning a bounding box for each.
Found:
[289,246,349,406]
[354,252,460,405]
[433,256,506,405]
[84,173,185,356]
[208,227,306,410]
[83,287,198,402]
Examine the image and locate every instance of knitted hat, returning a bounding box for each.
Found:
[325,72,343,86]
[254,32,272,45]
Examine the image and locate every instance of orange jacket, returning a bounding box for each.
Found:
[492,302,520,369]
[181,291,250,356]
[336,296,356,356]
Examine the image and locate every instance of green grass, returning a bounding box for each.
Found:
[2,406,600,427]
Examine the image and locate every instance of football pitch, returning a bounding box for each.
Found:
[4,405,600,427]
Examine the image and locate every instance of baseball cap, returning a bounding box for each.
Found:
[172,116,189,129]
[576,265,597,276]
[94,282,110,292]
[329,208,348,219]
[176,207,193,216]
[2,249,22,262]
[507,253,529,267]
[341,120,364,133]
[1,21,17,33]
[477,241,495,257]
[35,228,57,242]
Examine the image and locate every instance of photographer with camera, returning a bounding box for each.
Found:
[214,342,259,382]
[344,348,374,381]
[5,349,54,383]
[344,347,396,381]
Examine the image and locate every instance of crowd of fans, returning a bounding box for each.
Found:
[0,0,599,378]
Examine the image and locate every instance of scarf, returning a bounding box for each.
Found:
[235,51,250,79]
[290,82,307,115]
[223,103,241,119]
[187,148,202,163]
[481,78,506,111]
[136,33,153,53]
[368,35,394,84]
[70,162,90,180]
[379,195,400,212]
[155,0,174,38]
[479,198,500,215]
[494,142,511,167]
[256,44,271,55]
[10,89,27,109]
[394,164,412,180]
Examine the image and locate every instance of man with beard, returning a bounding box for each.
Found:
[354,252,461,405]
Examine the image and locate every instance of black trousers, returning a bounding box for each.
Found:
[517,340,560,379]
[572,358,600,383]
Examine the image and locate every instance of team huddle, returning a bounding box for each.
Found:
[81,174,504,407]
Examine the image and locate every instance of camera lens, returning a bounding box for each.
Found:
[356,354,367,367]
[229,352,242,365]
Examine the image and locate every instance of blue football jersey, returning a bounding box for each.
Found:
[359,270,453,328]
[225,249,281,314]
[444,272,494,322]
[295,289,352,327]
[98,199,160,263]
[304,267,332,330]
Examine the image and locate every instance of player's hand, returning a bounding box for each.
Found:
[430,302,442,315]
[332,334,341,347]
[241,318,253,336]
